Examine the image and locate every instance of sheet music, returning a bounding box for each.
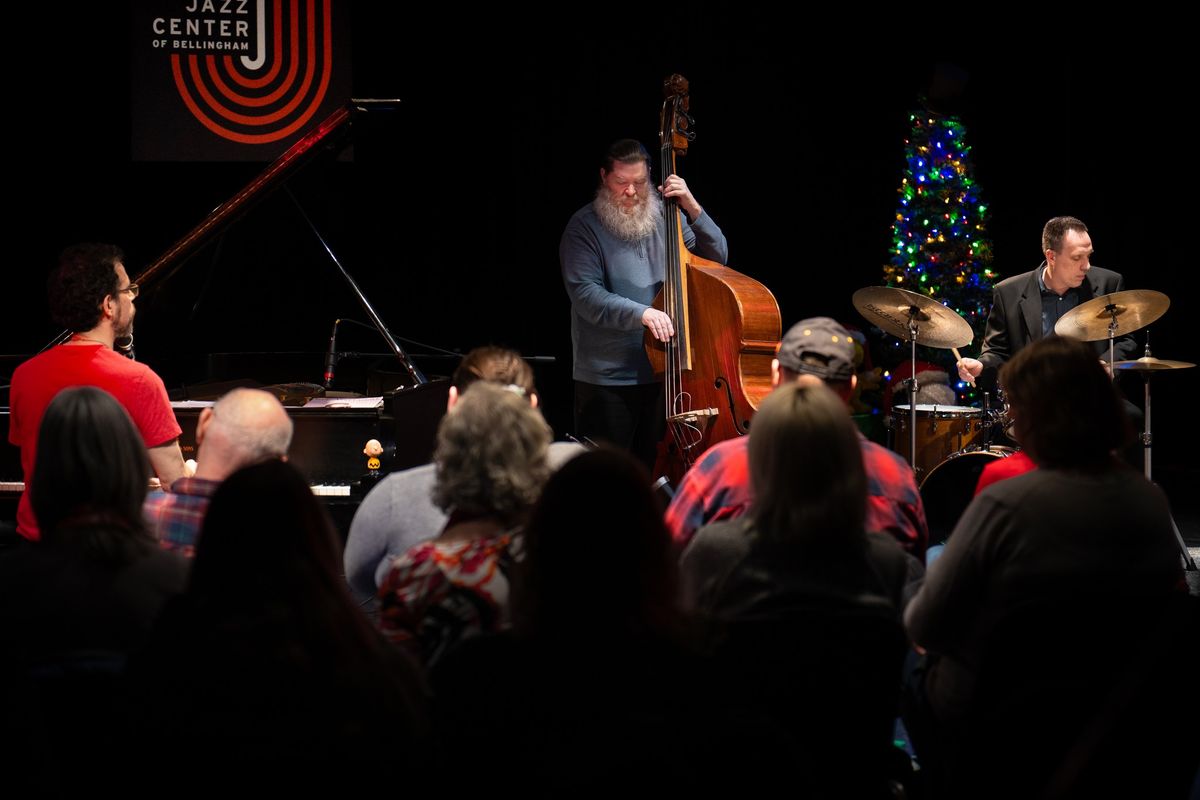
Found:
[302,397,384,409]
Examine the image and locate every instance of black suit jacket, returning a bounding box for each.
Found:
[978,265,1137,388]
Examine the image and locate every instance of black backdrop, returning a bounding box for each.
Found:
[5,9,1196,527]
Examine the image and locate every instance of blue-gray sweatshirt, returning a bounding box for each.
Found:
[560,204,728,385]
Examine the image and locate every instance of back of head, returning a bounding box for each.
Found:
[1000,336,1129,470]
[31,386,152,557]
[450,346,536,397]
[749,382,867,551]
[515,447,677,636]
[48,243,123,332]
[776,316,856,398]
[432,381,551,526]
[201,388,294,477]
[185,459,416,709]
[190,460,342,602]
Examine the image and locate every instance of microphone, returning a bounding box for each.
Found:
[323,319,340,389]
[115,333,136,361]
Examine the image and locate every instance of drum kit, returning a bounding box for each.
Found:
[852,286,986,482]
[854,286,1195,562]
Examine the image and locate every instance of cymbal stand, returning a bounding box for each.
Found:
[1137,335,1196,571]
[980,391,1000,451]
[1104,302,1118,374]
[904,309,920,474]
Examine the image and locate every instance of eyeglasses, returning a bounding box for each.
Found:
[117,283,139,299]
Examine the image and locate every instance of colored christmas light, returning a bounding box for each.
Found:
[882,110,997,404]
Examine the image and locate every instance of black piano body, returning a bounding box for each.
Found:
[174,389,447,486]
[1,377,447,539]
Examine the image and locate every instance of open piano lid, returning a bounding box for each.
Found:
[111,98,448,481]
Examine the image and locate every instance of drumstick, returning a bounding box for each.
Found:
[951,346,976,387]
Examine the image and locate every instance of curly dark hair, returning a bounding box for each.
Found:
[48,243,124,332]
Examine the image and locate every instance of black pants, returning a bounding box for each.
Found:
[573,381,663,472]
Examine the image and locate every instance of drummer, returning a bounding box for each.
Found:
[956,216,1138,389]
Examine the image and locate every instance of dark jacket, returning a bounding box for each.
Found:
[979,265,1135,388]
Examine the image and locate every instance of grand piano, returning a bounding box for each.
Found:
[1,100,454,537]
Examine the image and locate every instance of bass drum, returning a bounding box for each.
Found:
[920,447,1016,544]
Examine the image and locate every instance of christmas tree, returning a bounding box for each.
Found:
[883,110,995,404]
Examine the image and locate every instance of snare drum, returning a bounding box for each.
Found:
[891,404,983,478]
[919,447,1016,543]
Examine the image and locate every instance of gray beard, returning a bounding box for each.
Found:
[592,188,662,242]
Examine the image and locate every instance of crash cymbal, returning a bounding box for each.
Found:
[1112,356,1196,372]
[853,286,973,348]
[1054,289,1170,342]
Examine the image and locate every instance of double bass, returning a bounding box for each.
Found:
[646,74,781,480]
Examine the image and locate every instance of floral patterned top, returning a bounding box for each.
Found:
[378,533,515,668]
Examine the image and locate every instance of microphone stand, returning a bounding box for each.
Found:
[286,188,427,387]
[323,319,339,389]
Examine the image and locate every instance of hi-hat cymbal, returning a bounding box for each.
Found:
[1054,289,1170,342]
[852,286,973,349]
[1112,356,1196,372]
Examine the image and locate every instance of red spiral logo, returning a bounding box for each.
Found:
[170,0,333,145]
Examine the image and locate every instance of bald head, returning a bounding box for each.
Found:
[194,388,294,481]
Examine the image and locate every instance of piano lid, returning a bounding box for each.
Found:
[55,98,434,397]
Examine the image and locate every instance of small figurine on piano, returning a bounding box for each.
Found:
[363,439,384,472]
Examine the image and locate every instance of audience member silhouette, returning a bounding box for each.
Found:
[680,381,914,797]
[2,385,187,657]
[666,316,928,559]
[681,380,918,614]
[904,336,1194,798]
[433,448,739,794]
[0,386,188,795]
[143,386,293,556]
[127,460,429,792]
[377,381,552,667]
[345,345,582,606]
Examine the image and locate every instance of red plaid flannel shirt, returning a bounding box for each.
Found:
[664,433,928,558]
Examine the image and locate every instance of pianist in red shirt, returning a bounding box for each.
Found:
[8,244,186,541]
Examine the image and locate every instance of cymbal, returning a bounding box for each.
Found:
[1054,289,1170,342]
[1112,356,1196,372]
[852,286,973,349]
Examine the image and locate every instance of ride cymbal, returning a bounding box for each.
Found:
[1054,289,1170,342]
[853,286,973,349]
